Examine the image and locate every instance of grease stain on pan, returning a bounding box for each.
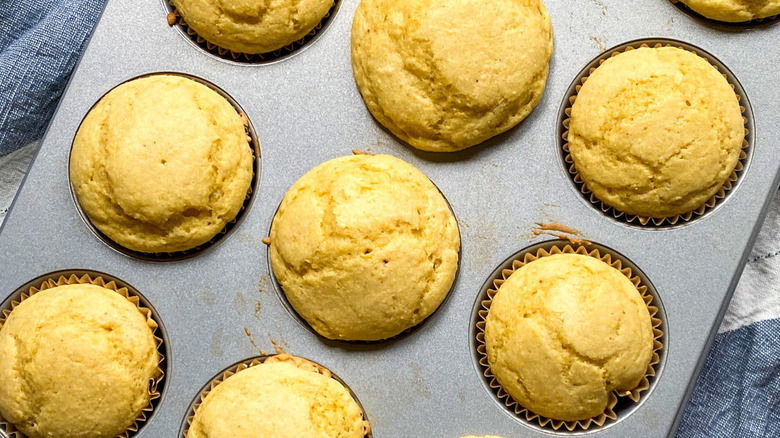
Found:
[409,363,432,399]
[200,284,216,306]
[233,292,247,316]
[209,327,224,357]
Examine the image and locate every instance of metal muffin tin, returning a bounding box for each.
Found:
[0,0,779,436]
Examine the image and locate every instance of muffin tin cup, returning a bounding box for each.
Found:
[164,0,341,64]
[473,241,665,432]
[559,39,753,227]
[668,0,779,26]
[179,353,372,437]
[0,271,168,438]
[68,72,261,262]
[266,151,463,345]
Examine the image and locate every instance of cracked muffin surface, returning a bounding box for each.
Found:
[70,74,253,253]
[350,0,554,152]
[187,355,365,438]
[171,0,334,54]
[676,0,780,22]
[269,154,460,341]
[484,253,653,422]
[0,284,159,438]
[567,46,744,219]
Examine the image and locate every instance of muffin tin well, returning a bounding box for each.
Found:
[1,0,779,437]
[0,270,170,438]
[266,173,463,345]
[557,38,754,228]
[163,0,343,65]
[68,72,262,262]
[470,240,667,434]
[178,354,372,437]
[668,0,780,27]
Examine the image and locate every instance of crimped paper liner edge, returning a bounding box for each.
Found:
[561,41,750,226]
[166,0,336,61]
[0,273,166,438]
[181,353,372,437]
[668,0,779,24]
[474,243,664,431]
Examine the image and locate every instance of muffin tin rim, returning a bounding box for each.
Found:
[0,268,171,438]
[668,0,780,28]
[161,0,344,66]
[177,353,373,438]
[468,238,669,435]
[66,71,263,262]
[264,156,465,345]
[555,37,755,230]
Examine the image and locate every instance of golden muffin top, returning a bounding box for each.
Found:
[484,253,654,422]
[0,284,159,438]
[187,355,365,438]
[70,74,253,253]
[677,0,780,22]
[171,0,334,54]
[351,0,553,152]
[270,154,460,341]
[567,46,744,219]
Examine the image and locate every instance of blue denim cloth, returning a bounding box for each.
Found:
[678,318,780,437]
[0,1,778,436]
[0,0,105,155]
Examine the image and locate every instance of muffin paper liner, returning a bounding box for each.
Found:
[166,0,338,63]
[669,0,779,25]
[181,353,372,437]
[70,73,260,261]
[0,273,166,438]
[474,243,664,431]
[560,41,751,227]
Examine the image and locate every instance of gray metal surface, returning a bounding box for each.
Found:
[0,0,778,436]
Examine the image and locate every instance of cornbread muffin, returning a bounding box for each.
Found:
[70,75,253,253]
[351,0,554,152]
[188,355,365,437]
[676,0,780,22]
[0,284,159,438]
[171,0,334,54]
[484,253,654,422]
[567,46,744,219]
[270,154,460,341]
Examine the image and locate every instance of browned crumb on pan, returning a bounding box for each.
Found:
[166,12,177,26]
[532,222,591,246]
[258,274,270,294]
[244,327,263,354]
[351,149,374,155]
[261,237,271,245]
[270,338,287,355]
[535,221,582,235]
